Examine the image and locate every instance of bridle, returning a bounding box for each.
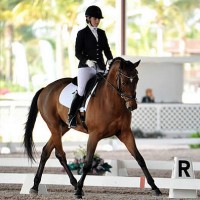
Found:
[100,57,138,101]
[117,68,137,100]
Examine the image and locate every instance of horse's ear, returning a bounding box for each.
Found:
[134,60,141,68]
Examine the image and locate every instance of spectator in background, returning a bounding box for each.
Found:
[142,88,155,103]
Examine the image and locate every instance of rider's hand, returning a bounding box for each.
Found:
[107,59,112,65]
[86,60,96,68]
[106,59,113,70]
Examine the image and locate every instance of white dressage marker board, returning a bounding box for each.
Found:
[169,157,197,198]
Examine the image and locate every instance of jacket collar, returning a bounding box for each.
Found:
[87,24,98,32]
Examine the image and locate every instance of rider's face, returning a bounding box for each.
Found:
[90,17,100,27]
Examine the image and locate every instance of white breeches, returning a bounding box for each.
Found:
[77,65,104,96]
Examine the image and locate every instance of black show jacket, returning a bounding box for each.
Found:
[75,26,113,70]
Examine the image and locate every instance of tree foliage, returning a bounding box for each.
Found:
[0,0,200,91]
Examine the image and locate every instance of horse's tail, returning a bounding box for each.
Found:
[23,88,44,162]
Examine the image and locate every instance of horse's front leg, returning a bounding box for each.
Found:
[75,135,99,199]
[116,130,162,196]
[30,138,54,193]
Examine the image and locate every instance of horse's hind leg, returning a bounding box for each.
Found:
[54,136,77,190]
[55,149,77,190]
[116,131,162,196]
[31,127,77,194]
[44,125,77,190]
[30,137,54,193]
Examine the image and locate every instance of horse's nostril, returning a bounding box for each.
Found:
[128,107,133,111]
[126,103,133,111]
[126,102,137,111]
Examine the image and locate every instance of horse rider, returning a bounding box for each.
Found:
[68,5,113,128]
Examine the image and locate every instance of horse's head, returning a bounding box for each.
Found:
[109,57,140,111]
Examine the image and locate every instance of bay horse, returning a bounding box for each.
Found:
[23,57,162,198]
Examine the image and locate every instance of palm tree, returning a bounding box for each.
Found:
[139,0,200,55]
[139,0,180,55]
[13,0,82,78]
[172,0,200,54]
[0,0,18,81]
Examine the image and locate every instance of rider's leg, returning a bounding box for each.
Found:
[68,93,83,128]
[68,67,96,128]
[77,67,96,96]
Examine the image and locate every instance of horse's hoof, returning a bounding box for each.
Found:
[152,188,162,196]
[75,194,82,199]
[74,189,84,199]
[29,188,38,194]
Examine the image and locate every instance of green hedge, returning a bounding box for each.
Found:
[190,131,200,148]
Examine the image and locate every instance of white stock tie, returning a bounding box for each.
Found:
[92,28,98,41]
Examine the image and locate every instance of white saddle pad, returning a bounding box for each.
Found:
[59,83,77,108]
[59,83,97,111]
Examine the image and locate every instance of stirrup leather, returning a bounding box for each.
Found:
[68,115,77,128]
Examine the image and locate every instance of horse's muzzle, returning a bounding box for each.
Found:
[126,100,137,111]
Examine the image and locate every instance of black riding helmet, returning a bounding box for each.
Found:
[85,5,103,19]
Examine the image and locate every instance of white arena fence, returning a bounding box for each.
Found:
[132,103,200,135]
[1,138,200,154]
[0,158,200,195]
[0,100,200,143]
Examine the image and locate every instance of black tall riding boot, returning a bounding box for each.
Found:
[68,93,82,128]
